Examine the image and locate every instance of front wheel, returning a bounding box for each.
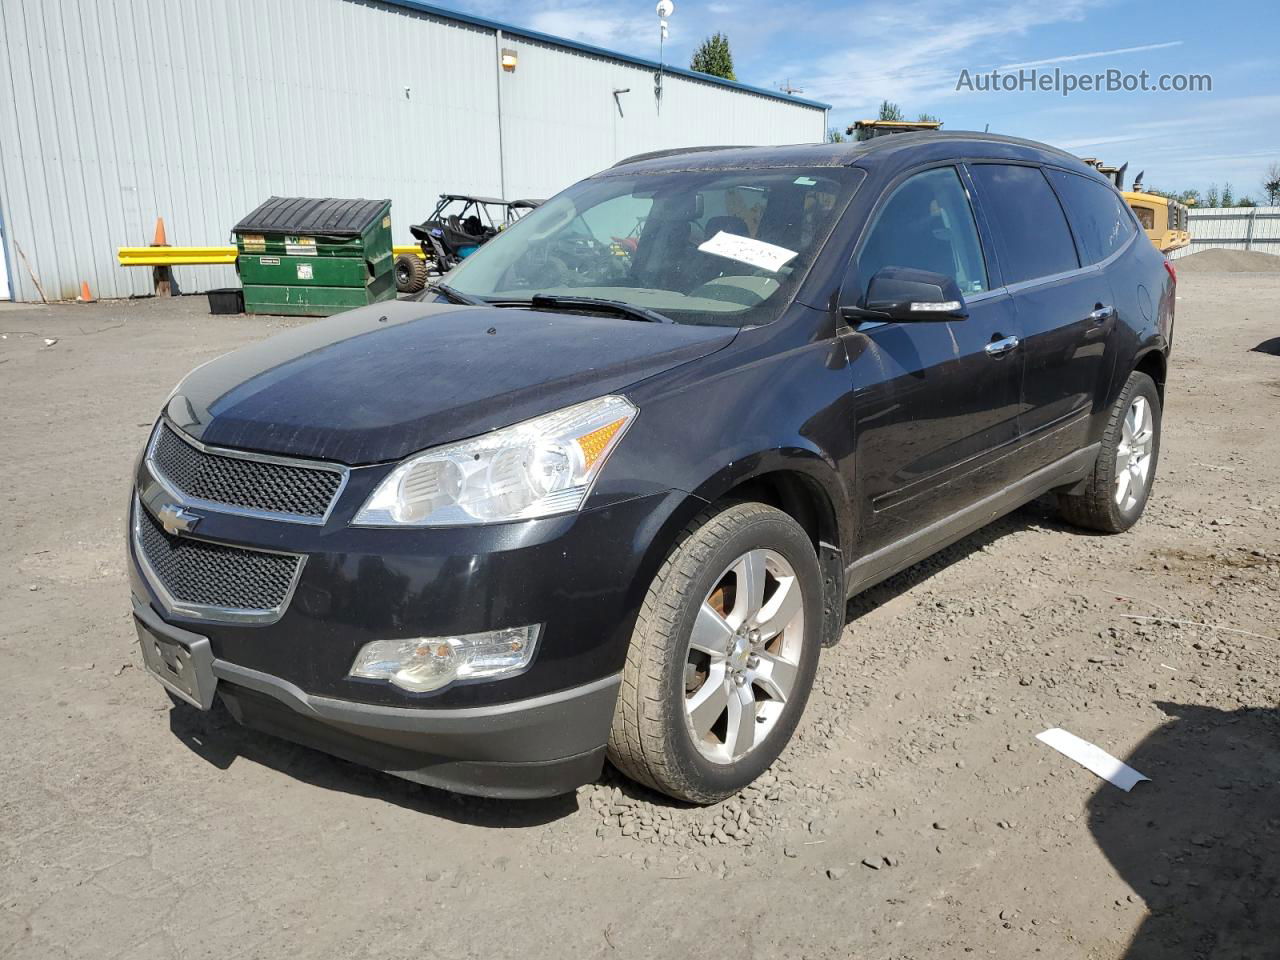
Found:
[607,502,823,803]
[1058,370,1162,533]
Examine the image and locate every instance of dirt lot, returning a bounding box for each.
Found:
[2,273,1278,960]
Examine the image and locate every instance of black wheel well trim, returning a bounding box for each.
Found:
[638,460,849,649]
[685,449,849,554]
[1132,346,1168,402]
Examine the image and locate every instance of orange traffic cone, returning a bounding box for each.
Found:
[153,217,168,246]
[78,281,95,302]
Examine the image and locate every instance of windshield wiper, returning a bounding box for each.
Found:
[425,283,488,306]
[526,294,674,324]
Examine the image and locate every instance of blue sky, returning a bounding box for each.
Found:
[442,0,1279,198]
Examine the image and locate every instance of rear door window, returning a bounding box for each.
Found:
[968,163,1079,285]
[856,166,989,296]
[1046,169,1137,264]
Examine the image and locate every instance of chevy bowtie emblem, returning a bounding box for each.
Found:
[157,503,201,536]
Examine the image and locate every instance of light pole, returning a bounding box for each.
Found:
[655,0,674,107]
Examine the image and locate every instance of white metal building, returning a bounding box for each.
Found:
[0,0,828,301]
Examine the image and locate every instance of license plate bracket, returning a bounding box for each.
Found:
[136,617,217,710]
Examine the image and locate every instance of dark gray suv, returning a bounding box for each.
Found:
[130,132,1173,802]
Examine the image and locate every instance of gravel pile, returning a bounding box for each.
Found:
[1174,249,1280,272]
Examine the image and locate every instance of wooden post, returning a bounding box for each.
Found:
[151,217,172,296]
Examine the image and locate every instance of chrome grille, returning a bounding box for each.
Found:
[135,501,303,620]
[149,422,344,522]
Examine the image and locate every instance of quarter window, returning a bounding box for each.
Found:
[968,163,1079,284]
[857,166,989,297]
[1047,168,1138,264]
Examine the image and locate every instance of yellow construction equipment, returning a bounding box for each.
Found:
[1121,191,1191,254]
[1078,158,1190,254]
[845,119,943,139]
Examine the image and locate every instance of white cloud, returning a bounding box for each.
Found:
[1000,41,1183,70]
[1021,95,1280,192]
[776,0,1102,114]
[1056,132,1151,150]
[525,7,651,48]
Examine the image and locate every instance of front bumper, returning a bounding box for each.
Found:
[135,596,620,797]
[128,446,699,796]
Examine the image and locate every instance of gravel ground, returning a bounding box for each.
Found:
[2,274,1277,959]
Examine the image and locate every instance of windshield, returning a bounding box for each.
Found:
[444,167,863,326]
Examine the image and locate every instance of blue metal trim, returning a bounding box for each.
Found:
[379,0,832,111]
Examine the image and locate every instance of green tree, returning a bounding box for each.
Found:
[1204,184,1220,207]
[1236,196,1257,207]
[689,33,735,81]
[1221,183,1235,207]
[1263,162,1280,206]
[917,112,940,123]
[879,100,905,121]
[827,127,846,143]
[855,100,906,140]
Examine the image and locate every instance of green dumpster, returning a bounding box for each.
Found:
[233,197,396,316]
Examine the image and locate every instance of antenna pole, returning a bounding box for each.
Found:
[654,1,674,110]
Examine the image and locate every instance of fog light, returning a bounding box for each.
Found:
[349,625,541,693]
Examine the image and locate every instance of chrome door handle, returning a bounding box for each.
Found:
[985,335,1020,358]
[1088,305,1116,323]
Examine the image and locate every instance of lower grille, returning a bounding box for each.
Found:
[135,500,303,620]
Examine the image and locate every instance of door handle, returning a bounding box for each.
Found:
[985,335,1020,358]
[1088,305,1116,324]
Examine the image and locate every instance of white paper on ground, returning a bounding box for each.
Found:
[697,231,798,273]
[1036,728,1150,792]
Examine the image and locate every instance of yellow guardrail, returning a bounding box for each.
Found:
[117,245,237,266]
[117,245,426,267]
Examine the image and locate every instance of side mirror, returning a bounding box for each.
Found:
[840,266,968,322]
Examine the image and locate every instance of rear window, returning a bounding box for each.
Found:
[969,163,1079,285]
[1047,169,1137,264]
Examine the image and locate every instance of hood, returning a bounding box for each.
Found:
[166,300,736,464]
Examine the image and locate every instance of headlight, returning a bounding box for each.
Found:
[353,395,636,526]
[349,625,541,693]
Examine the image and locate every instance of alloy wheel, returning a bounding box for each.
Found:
[1114,395,1155,511]
[683,548,804,764]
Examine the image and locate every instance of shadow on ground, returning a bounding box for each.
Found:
[1250,336,1280,356]
[1089,702,1280,959]
[843,494,1084,622]
[167,699,578,827]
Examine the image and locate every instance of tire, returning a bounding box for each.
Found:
[1058,370,1161,533]
[394,253,428,293]
[607,502,823,804]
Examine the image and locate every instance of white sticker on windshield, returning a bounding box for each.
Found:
[697,231,798,273]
